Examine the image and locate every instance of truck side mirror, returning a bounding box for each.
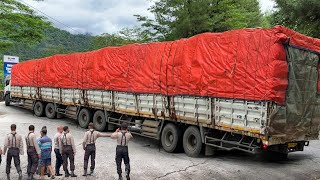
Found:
[5,80,10,86]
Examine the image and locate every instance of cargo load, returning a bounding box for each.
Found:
[7,26,320,158]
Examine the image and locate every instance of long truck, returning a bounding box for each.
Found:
[4,26,320,158]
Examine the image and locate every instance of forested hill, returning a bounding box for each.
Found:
[1,27,93,61]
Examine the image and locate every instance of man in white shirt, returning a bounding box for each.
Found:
[53,126,63,176]
[26,125,41,180]
[111,122,133,180]
[82,123,111,176]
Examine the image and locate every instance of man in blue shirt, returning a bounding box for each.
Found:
[38,129,55,179]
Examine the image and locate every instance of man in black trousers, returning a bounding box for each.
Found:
[59,126,77,177]
[111,122,133,180]
[53,126,63,176]
[26,125,41,180]
[82,123,111,176]
[3,124,24,180]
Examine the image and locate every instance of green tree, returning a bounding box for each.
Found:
[1,27,93,61]
[135,0,263,41]
[90,33,140,50]
[271,0,320,38]
[0,59,3,90]
[119,27,153,43]
[0,0,49,51]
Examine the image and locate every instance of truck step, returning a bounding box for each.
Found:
[142,132,158,137]
[67,106,77,112]
[143,120,160,128]
[23,99,34,110]
[142,126,158,134]
[57,106,78,119]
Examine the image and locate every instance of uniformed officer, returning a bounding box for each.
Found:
[26,125,41,180]
[53,126,63,176]
[0,147,2,165]
[59,126,77,177]
[3,124,24,180]
[111,122,133,180]
[82,122,111,176]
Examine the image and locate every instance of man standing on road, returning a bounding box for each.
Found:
[26,125,41,180]
[54,126,63,176]
[111,122,133,180]
[0,147,2,165]
[3,124,24,180]
[59,126,77,177]
[38,129,55,179]
[82,122,111,176]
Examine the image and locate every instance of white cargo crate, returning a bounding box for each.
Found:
[174,96,212,124]
[214,98,268,134]
[87,90,112,109]
[137,94,168,117]
[61,89,81,104]
[40,87,60,102]
[11,86,269,135]
[114,92,137,113]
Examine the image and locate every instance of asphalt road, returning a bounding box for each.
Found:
[1,102,320,180]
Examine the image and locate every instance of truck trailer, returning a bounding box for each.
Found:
[4,26,320,158]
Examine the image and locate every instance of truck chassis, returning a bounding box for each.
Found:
[6,86,307,157]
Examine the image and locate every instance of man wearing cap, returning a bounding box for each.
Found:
[82,122,111,176]
[3,124,24,180]
[111,122,133,180]
[59,126,77,177]
[26,125,41,180]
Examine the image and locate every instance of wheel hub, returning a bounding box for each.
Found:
[165,131,174,146]
[82,114,87,121]
[97,116,102,124]
[187,134,197,150]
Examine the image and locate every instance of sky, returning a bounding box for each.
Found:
[20,0,275,35]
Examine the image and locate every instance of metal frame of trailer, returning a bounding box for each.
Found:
[7,85,307,158]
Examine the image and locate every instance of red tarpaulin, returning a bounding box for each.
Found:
[11,26,320,105]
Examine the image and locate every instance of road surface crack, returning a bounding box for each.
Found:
[153,160,207,180]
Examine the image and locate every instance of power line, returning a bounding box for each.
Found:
[19,0,83,34]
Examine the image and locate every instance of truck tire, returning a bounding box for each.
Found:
[45,103,56,119]
[5,95,10,106]
[161,123,180,153]
[34,101,44,117]
[93,110,107,131]
[78,108,92,128]
[183,126,202,157]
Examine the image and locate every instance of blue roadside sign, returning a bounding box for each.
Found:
[3,55,19,80]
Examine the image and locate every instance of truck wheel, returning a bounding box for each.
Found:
[5,95,10,106]
[78,108,92,128]
[93,110,107,131]
[34,101,44,117]
[161,123,180,153]
[45,103,56,119]
[183,126,202,157]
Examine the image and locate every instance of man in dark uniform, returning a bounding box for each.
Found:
[82,123,111,176]
[26,125,41,180]
[3,124,24,180]
[111,122,133,180]
[59,126,77,177]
